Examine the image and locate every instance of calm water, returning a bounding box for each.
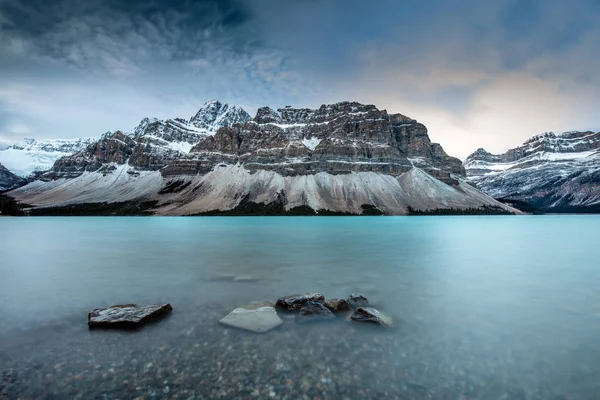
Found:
[1,216,599,399]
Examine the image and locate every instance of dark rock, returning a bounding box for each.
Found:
[0,163,25,191]
[297,301,335,323]
[88,303,172,328]
[324,298,351,312]
[275,293,325,311]
[350,307,393,327]
[347,293,369,309]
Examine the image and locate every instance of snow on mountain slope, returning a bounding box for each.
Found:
[464,131,600,210]
[10,164,518,215]
[0,138,95,177]
[11,164,162,206]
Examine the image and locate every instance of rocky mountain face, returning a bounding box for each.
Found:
[464,131,600,211]
[47,100,252,179]
[0,137,95,177]
[9,101,518,215]
[175,102,465,181]
[0,162,25,191]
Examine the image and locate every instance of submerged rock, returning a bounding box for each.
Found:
[324,298,351,312]
[219,302,283,333]
[88,303,173,328]
[275,293,324,311]
[210,273,237,281]
[232,274,258,282]
[350,307,393,327]
[209,273,258,282]
[297,301,335,323]
[347,293,369,309]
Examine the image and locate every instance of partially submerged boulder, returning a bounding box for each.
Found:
[275,293,324,311]
[88,303,172,328]
[297,301,335,323]
[347,293,369,309]
[350,307,393,327]
[324,298,351,312]
[219,302,283,333]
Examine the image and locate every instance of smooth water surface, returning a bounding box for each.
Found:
[1,216,599,399]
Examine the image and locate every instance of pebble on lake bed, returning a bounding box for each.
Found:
[219,302,283,333]
[88,304,173,328]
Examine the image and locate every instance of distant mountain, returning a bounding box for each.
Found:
[9,101,518,215]
[0,137,95,177]
[464,131,600,212]
[0,162,25,191]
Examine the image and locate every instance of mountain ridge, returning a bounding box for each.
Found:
[8,100,519,215]
[464,130,600,211]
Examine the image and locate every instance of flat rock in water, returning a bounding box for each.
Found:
[88,304,172,328]
[324,298,351,312]
[219,302,283,333]
[297,301,335,323]
[350,307,393,327]
[347,293,369,309]
[275,293,324,311]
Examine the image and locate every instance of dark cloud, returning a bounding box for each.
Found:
[0,0,257,74]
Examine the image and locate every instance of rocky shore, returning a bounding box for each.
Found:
[1,291,592,399]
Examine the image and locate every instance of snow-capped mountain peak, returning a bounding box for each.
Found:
[189,100,251,133]
[127,101,252,156]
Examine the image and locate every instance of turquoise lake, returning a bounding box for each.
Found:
[0,216,599,399]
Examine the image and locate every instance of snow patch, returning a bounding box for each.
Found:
[301,137,322,151]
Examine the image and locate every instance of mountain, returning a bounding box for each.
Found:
[0,162,25,191]
[0,137,95,177]
[464,131,600,212]
[8,101,518,215]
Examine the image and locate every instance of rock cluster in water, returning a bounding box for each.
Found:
[87,294,392,333]
[219,292,393,333]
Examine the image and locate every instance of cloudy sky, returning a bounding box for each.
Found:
[1,0,599,158]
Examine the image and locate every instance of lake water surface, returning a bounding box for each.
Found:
[1,216,599,399]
